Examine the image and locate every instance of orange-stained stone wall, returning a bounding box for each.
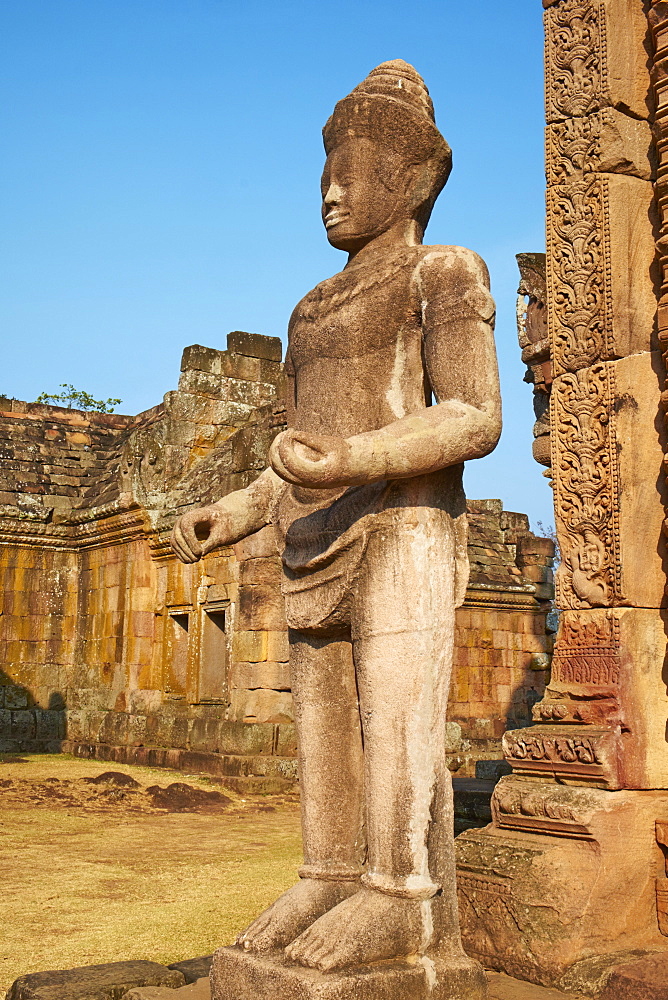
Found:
[0,335,554,786]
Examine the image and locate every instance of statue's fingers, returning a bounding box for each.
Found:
[172,522,201,562]
[171,535,195,564]
[270,438,302,484]
[200,531,222,557]
[170,535,193,563]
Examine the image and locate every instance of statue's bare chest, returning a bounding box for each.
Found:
[288,258,420,365]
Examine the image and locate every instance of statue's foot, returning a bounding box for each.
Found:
[284,886,424,972]
[236,878,360,954]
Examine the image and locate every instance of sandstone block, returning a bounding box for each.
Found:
[4,685,28,709]
[547,176,657,374]
[237,584,287,631]
[217,720,275,756]
[544,0,653,123]
[211,947,486,1000]
[275,722,297,756]
[239,556,282,586]
[233,525,280,560]
[553,352,667,610]
[599,953,668,999]
[229,688,293,723]
[178,370,225,399]
[226,330,282,362]
[231,630,268,663]
[6,961,184,1000]
[167,956,213,984]
[229,660,291,690]
[181,344,223,375]
[126,979,210,1000]
[267,629,290,660]
[221,352,261,381]
[457,786,668,985]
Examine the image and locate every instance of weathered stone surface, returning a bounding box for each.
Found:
[486,972,576,1000]
[6,961,184,1000]
[544,0,653,124]
[126,978,211,1000]
[167,956,213,984]
[210,947,486,1000]
[226,330,282,362]
[598,953,668,998]
[457,788,668,985]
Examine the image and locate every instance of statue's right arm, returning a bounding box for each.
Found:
[170,466,285,564]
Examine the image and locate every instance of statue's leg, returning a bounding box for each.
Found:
[237,628,365,953]
[286,513,468,973]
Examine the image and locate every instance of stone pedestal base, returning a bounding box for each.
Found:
[455,779,668,988]
[210,946,487,1000]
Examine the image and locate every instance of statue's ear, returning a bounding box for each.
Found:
[401,162,420,196]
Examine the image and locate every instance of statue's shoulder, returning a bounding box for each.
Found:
[414,245,491,287]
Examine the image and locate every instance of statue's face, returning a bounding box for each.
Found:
[321,137,412,253]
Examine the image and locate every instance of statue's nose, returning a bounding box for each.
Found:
[324,183,343,206]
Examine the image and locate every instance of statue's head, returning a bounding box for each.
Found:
[321,60,452,253]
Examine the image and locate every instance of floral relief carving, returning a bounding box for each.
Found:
[545,0,605,123]
[547,178,612,375]
[552,364,622,609]
[551,610,620,686]
[650,3,668,549]
[546,112,608,184]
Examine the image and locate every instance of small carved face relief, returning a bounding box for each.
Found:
[321,137,412,253]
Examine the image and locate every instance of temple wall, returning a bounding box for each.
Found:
[0,334,554,787]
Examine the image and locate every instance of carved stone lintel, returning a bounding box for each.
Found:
[492,775,598,838]
[502,723,620,787]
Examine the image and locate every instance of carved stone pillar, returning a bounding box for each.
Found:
[456,0,668,988]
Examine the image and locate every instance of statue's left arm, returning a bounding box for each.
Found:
[270,246,501,489]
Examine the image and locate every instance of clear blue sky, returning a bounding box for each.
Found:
[0,0,553,529]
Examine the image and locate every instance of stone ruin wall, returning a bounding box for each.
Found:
[0,332,554,790]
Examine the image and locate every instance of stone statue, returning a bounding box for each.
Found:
[171,59,501,1000]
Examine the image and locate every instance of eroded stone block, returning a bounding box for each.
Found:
[533,607,668,789]
[210,947,486,1000]
[457,788,668,985]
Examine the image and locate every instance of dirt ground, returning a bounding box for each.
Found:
[0,754,591,1000]
[0,753,302,999]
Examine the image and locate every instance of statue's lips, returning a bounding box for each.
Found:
[324,212,349,229]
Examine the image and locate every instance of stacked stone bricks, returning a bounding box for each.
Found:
[0,333,553,788]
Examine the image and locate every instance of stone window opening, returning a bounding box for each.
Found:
[165,607,190,697]
[198,602,229,704]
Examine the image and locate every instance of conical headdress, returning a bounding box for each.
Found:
[323,59,451,175]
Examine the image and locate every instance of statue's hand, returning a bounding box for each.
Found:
[170,503,235,563]
[270,429,368,489]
